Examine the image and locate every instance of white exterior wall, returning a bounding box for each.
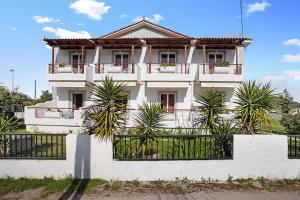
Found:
[1,135,299,181]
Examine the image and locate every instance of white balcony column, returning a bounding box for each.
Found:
[94,45,102,73]
[148,45,152,73]
[138,40,147,83]
[235,45,240,74]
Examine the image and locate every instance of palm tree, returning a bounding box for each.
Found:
[133,102,164,158]
[213,120,237,157]
[194,89,225,134]
[234,81,277,134]
[84,76,127,140]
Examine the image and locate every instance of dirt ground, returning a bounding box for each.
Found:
[1,181,300,200]
[1,190,300,200]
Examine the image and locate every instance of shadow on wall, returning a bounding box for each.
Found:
[59,135,91,200]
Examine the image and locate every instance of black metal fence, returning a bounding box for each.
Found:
[113,134,233,160]
[0,133,67,159]
[288,135,300,159]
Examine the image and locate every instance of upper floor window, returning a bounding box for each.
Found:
[208,52,224,64]
[160,52,176,64]
[71,53,86,65]
[114,52,129,66]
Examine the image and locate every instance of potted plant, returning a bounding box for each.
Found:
[213,61,230,74]
[159,63,176,73]
[57,63,72,73]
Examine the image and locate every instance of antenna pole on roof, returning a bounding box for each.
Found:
[240,0,244,37]
[142,16,145,21]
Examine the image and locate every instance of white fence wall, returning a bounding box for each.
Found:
[0,135,299,181]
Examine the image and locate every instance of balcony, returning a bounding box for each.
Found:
[144,63,194,84]
[199,64,243,83]
[47,64,91,87]
[93,63,138,84]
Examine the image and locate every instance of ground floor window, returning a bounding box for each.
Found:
[160,93,175,113]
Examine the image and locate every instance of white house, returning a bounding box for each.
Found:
[25,19,252,133]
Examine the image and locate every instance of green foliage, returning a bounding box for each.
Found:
[58,63,68,68]
[280,114,300,134]
[278,89,294,114]
[0,87,33,114]
[84,76,127,140]
[194,89,225,134]
[34,90,52,104]
[0,116,20,132]
[234,81,278,134]
[134,102,164,144]
[213,121,236,157]
[214,61,230,67]
[261,117,286,134]
[160,63,176,67]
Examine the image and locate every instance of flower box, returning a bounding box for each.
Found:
[214,66,230,74]
[56,66,73,73]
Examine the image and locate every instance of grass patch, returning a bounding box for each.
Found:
[0,177,73,198]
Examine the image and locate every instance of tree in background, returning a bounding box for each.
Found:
[278,89,293,114]
[34,90,52,104]
[280,114,300,134]
[0,87,13,114]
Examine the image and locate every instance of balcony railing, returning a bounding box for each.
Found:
[95,63,135,74]
[200,64,242,75]
[48,64,85,74]
[147,63,189,74]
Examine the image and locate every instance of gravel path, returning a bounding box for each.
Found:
[82,191,300,200]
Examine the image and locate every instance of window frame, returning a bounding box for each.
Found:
[160,52,177,64]
[207,51,225,64]
[159,92,177,113]
[113,52,130,65]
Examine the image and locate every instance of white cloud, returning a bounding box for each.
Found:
[133,14,164,23]
[70,0,110,20]
[42,26,92,38]
[246,1,271,15]
[283,38,300,47]
[32,16,60,23]
[120,14,128,19]
[282,54,300,63]
[11,27,17,31]
[262,75,286,82]
[262,69,300,82]
[284,70,300,81]
[153,14,164,22]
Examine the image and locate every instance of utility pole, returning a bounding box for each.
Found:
[9,69,14,91]
[240,0,244,37]
[34,80,37,99]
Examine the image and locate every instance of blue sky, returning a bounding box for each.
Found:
[0,0,299,101]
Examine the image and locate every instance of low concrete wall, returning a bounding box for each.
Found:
[0,135,299,181]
